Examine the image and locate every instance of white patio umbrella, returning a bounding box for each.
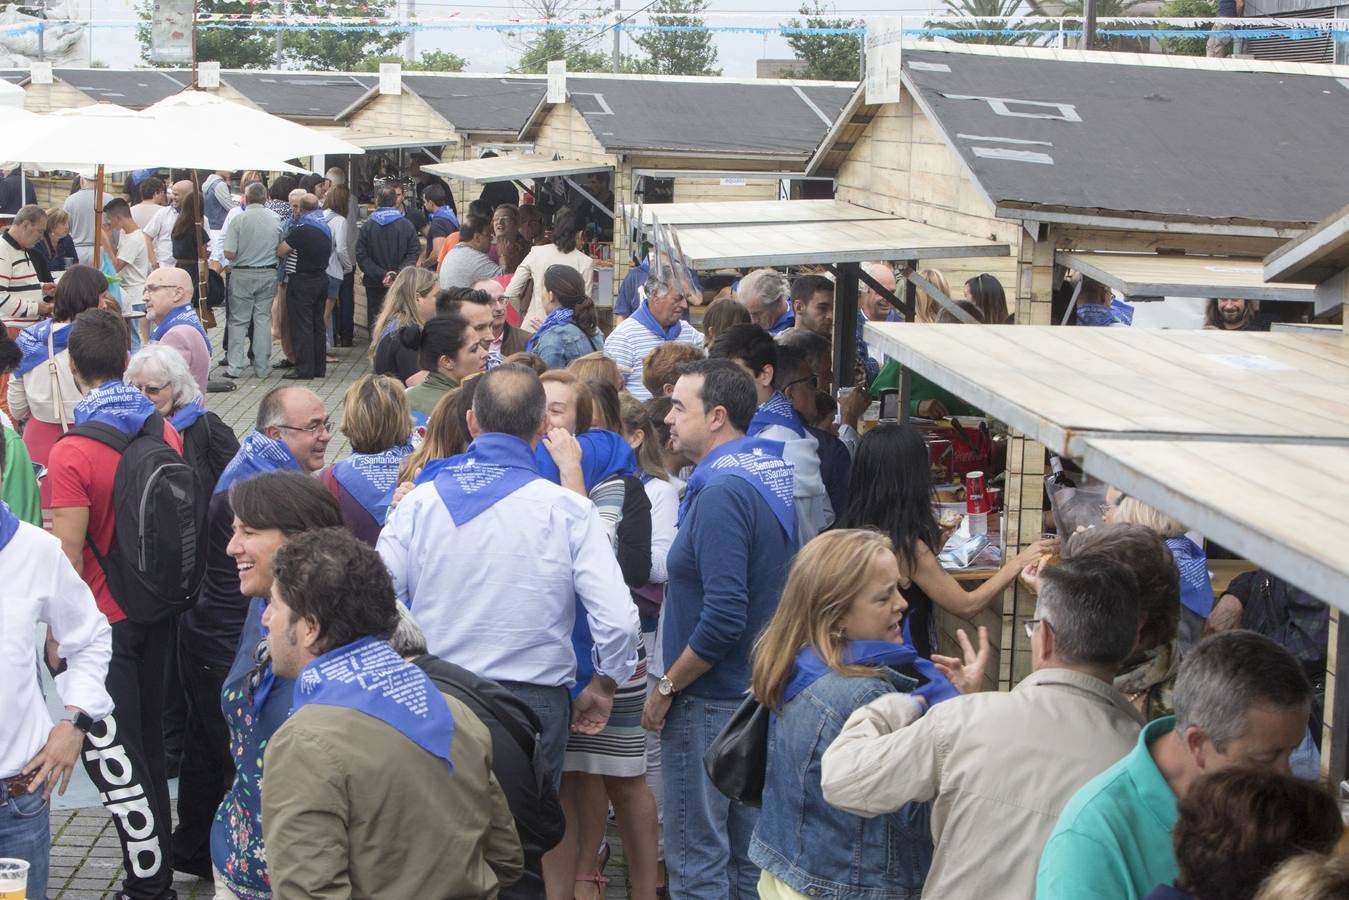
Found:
[141,91,366,161]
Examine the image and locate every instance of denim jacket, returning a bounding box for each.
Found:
[750,667,933,898]
[534,322,603,370]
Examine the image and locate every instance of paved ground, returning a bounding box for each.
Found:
[45,320,635,898]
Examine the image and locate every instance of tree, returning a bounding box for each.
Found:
[784,2,862,81]
[515,27,647,73]
[136,0,404,70]
[356,49,469,72]
[935,0,1033,46]
[633,0,720,76]
[1156,0,1216,56]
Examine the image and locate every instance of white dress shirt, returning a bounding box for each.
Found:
[1,521,113,779]
[378,476,640,689]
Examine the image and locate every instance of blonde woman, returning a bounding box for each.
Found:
[370,266,438,384]
[748,529,968,900]
[567,351,623,393]
[914,268,951,324]
[319,374,414,544]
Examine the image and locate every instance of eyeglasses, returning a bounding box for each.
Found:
[138,382,169,396]
[784,374,818,391]
[1023,617,1052,639]
[275,418,333,436]
[144,284,178,293]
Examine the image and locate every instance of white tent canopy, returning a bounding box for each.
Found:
[143,91,366,160]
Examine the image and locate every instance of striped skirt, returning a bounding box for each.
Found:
[564,639,649,777]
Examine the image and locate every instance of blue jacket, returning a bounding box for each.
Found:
[751,667,933,898]
[663,476,794,699]
[533,322,603,370]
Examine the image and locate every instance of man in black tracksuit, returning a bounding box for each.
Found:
[353,184,419,335]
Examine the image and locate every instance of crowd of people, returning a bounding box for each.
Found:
[0,164,1344,900]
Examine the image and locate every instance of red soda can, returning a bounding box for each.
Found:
[965,471,989,514]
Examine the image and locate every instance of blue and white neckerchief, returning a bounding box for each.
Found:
[0,498,20,553]
[332,443,413,526]
[429,205,460,230]
[73,380,156,435]
[783,640,958,709]
[169,397,208,433]
[1167,536,1214,618]
[151,302,212,353]
[298,210,332,240]
[432,432,543,526]
[678,435,795,540]
[293,637,455,770]
[632,301,681,342]
[767,307,795,335]
[13,319,69,379]
[369,207,405,226]
[749,391,806,439]
[214,431,301,496]
[525,306,574,353]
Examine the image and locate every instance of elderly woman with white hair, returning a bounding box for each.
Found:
[126,342,239,495]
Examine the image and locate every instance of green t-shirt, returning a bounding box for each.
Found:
[2,424,42,526]
[1036,717,1180,900]
[869,359,982,419]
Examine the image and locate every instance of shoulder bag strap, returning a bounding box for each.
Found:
[47,326,69,433]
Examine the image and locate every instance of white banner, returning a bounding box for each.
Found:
[547,60,567,105]
[149,0,193,65]
[865,17,902,105]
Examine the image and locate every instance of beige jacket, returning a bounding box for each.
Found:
[263,691,523,900]
[503,243,594,325]
[820,668,1143,900]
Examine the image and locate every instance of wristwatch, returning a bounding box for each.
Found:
[59,710,96,733]
[657,676,677,697]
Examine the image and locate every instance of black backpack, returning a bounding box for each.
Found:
[61,413,208,623]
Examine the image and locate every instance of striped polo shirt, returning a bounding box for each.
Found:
[602,310,705,401]
[0,231,45,330]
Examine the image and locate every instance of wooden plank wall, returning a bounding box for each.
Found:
[22,79,95,113]
[831,90,1023,313]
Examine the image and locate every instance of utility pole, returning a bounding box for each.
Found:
[405,0,416,63]
[274,0,284,67]
[36,0,45,61]
[1083,0,1097,49]
[612,0,621,73]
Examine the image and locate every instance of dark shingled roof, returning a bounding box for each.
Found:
[53,69,189,109]
[0,70,27,84]
[563,77,855,158]
[402,75,546,134]
[220,72,375,119]
[902,48,1349,228]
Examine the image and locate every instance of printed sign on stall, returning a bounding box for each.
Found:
[865,17,902,105]
[149,0,193,65]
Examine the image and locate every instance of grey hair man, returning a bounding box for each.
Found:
[823,556,1145,900]
[602,262,706,400]
[0,204,53,326]
[1037,630,1312,900]
[736,268,792,333]
[858,261,899,322]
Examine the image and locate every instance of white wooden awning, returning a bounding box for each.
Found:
[1081,438,1349,611]
[421,155,612,184]
[674,219,1009,269]
[862,323,1349,456]
[314,127,455,151]
[632,199,891,229]
[1264,200,1349,284]
[1058,251,1315,303]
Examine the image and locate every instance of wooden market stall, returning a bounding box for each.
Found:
[864,321,1349,782]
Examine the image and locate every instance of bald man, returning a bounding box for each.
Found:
[144,179,193,270]
[146,266,211,393]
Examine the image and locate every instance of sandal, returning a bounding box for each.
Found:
[575,873,608,898]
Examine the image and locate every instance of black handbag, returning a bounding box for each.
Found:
[702,693,770,807]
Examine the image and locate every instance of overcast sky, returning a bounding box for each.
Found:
[85,0,937,75]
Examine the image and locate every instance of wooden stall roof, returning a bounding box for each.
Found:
[673,218,1009,269]
[1081,437,1349,611]
[1264,200,1349,285]
[863,323,1349,456]
[314,126,454,151]
[1058,251,1315,303]
[421,155,611,184]
[633,199,890,229]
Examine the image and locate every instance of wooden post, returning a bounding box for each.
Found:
[1323,609,1348,785]
[91,164,104,270]
[999,224,1056,687]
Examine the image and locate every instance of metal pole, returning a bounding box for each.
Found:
[36,0,45,61]
[833,262,861,397]
[612,0,621,73]
[857,32,865,81]
[1083,0,1097,50]
[190,0,198,87]
[405,0,416,63]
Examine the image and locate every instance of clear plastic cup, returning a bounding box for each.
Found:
[0,858,29,899]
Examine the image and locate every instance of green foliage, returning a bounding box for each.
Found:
[355,50,468,72]
[1156,0,1217,56]
[136,0,404,71]
[935,0,1032,46]
[1057,0,1149,49]
[514,27,648,73]
[784,1,862,81]
[633,0,720,76]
